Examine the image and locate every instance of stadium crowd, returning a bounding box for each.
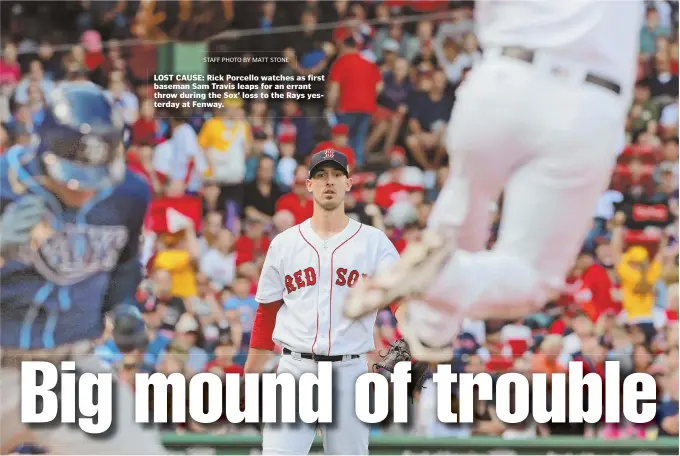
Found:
[1,0,678,440]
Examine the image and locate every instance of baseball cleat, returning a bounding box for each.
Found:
[344,230,456,319]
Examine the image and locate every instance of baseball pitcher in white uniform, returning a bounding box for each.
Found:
[244,149,399,455]
[345,0,644,361]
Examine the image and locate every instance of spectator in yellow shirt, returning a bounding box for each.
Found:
[197,95,252,214]
[616,242,665,343]
[153,222,201,306]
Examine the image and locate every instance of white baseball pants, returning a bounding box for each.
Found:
[261,353,370,455]
[422,50,627,334]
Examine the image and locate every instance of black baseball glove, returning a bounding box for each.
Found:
[374,338,429,400]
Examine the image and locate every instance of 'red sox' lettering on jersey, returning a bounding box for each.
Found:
[285,267,317,293]
[285,268,367,292]
[255,217,399,356]
[335,269,367,287]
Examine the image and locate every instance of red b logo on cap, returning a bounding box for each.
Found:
[324,149,334,159]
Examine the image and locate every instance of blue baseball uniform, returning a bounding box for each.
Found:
[0,82,166,455]
[0,145,150,349]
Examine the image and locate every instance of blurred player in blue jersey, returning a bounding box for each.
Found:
[0,82,165,454]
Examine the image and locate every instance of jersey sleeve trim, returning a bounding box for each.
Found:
[255,293,285,304]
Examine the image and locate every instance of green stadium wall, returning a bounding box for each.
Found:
[161,434,679,455]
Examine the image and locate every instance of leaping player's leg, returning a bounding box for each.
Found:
[402,80,624,356]
[346,60,625,360]
[386,83,519,358]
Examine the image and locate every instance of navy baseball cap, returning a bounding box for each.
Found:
[308,149,350,178]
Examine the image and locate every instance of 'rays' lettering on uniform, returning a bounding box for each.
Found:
[256,217,400,356]
[0,145,150,349]
[17,222,129,286]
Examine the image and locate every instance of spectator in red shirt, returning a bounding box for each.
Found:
[623,156,656,196]
[131,99,158,146]
[0,42,21,87]
[408,0,451,13]
[233,218,271,267]
[205,331,244,375]
[126,143,165,196]
[311,123,356,169]
[81,30,106,84]
[327,35,382,166]
[275,174,314,225]
[374,147,423,209]
[549,307,574,336]
[574,251,621,322]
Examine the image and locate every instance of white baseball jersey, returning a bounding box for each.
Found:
[475,0,643,106]
[256,217,399,356]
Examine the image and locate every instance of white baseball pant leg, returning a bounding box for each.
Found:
[0,354,166,455]
[261,354,370,455]
[414,54,626,345]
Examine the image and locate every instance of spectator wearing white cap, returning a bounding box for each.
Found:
[167,313,210,376]
[375,146,425,209]
[378,38,400,71]
[272,209,296,235]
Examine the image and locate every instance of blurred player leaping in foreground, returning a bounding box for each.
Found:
[345,0,644,362]
[0,82,165,454]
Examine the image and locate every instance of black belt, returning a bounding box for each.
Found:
[500,47,622,95]
[282,347,360,362]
